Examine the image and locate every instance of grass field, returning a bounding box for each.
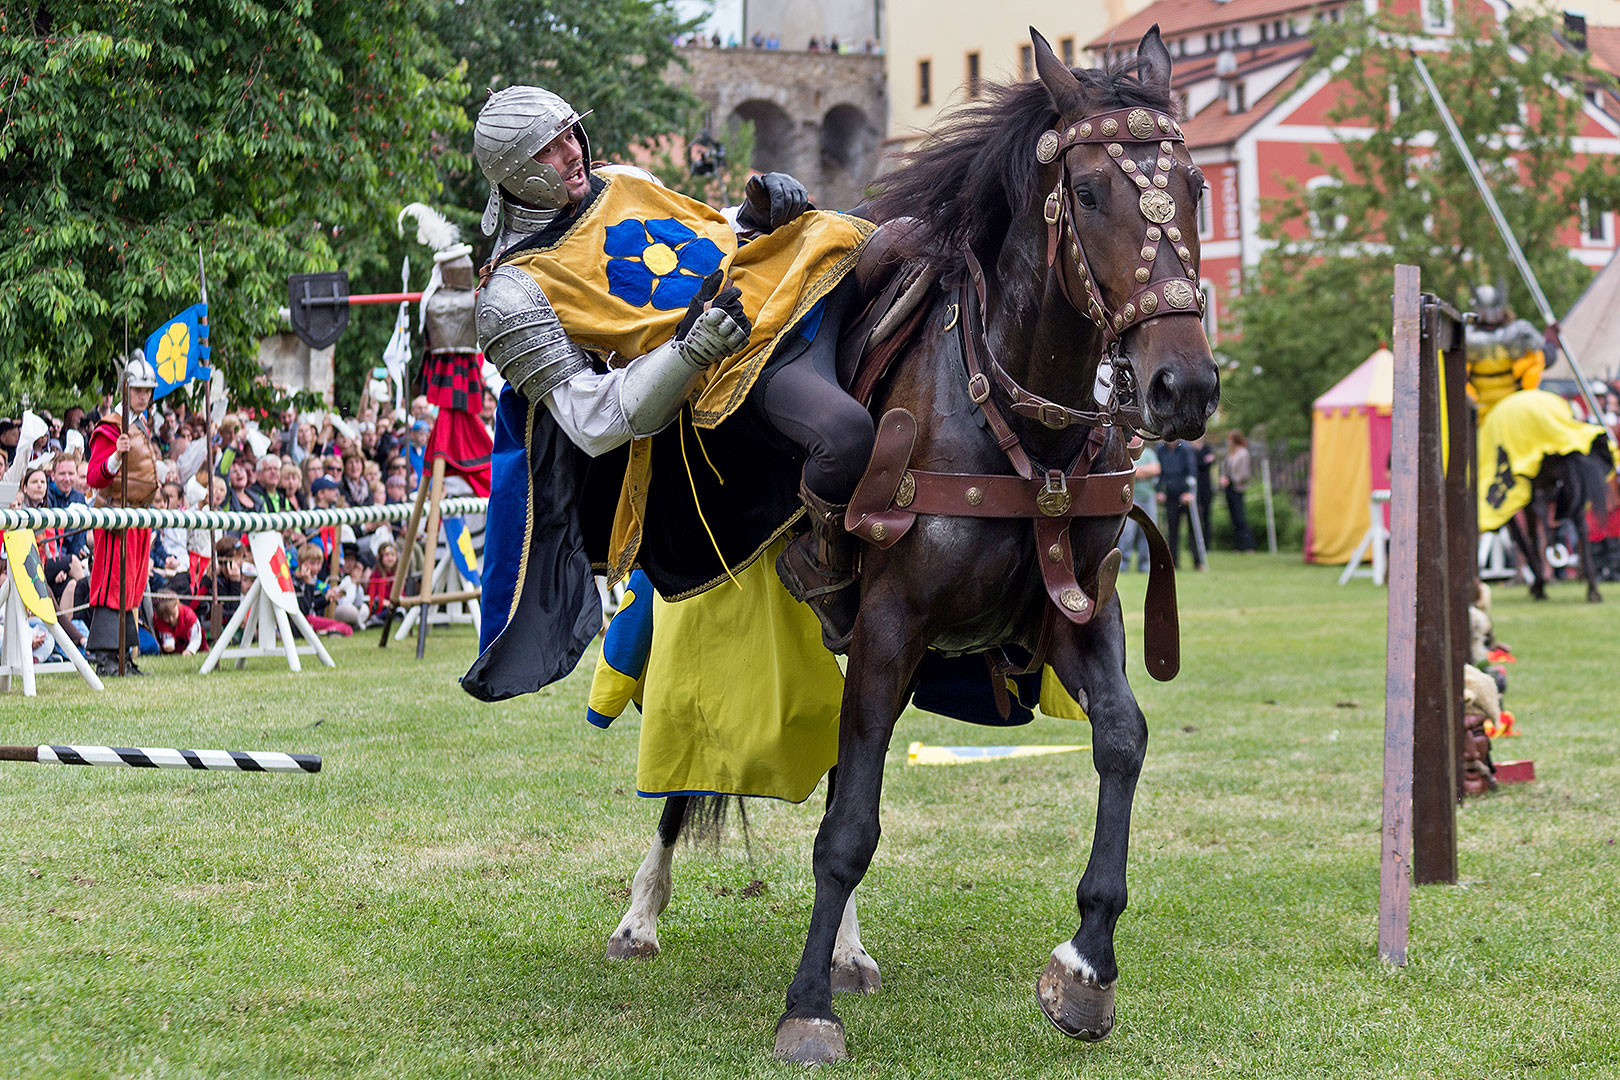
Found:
[2,555,1617,1079]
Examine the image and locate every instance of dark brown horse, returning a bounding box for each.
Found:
[772,27,1219,1062]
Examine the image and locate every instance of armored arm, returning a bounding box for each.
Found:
[478,266,592,401]
[479,265,751,457]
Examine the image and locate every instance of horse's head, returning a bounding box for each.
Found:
[1031,26,1219,441]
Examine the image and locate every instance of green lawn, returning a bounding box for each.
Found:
[2,556,1617,1078]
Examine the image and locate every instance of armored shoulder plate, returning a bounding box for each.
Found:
[1467,317,1543,357]
[476,265,589,400]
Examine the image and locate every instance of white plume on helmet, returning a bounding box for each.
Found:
[397,202,472,264]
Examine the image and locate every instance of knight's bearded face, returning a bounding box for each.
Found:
[534,130,590,205]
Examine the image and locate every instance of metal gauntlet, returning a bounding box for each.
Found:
[619,307,751,437]
[476,265,590,400]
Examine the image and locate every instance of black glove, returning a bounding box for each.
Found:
[675,270,753,341]
[737,172,810,234]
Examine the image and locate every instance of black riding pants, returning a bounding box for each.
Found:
[747,277,873,505]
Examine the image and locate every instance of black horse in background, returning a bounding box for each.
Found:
[1506,440,1614,603]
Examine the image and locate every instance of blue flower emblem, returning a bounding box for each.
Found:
[604,217,727,310]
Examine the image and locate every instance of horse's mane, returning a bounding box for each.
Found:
[866,56,1173,274]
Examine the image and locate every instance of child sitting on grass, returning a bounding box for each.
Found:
[151,591,203,656]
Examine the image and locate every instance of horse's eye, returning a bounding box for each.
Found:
[1074,185,1098,211]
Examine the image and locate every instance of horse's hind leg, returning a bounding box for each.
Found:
[1575,499,1604,603]
[774,616,924,1063]
[606,795,689,959]
[1037,603,1145,1042]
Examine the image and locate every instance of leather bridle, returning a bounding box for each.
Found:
[1039,105,1206,346]
[963,104,1208,436]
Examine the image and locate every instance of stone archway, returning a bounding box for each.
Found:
[818,104,879,206]
[729,99,799,176]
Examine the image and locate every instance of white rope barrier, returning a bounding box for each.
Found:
[0,498,488,534]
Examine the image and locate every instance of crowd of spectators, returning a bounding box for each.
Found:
[1,387,494,663]
[678,30,882,54]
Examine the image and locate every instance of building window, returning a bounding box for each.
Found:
[1260,22,1270,41]
[1205,32,1214,51]
[1197,184,1214,239]
[1581,198,1611,243]
[1306,176,1348,237]
[1423,0,1455,34]
[1231,82,1247,113]
[1200,280,1219,343]
[1061,37,1075,66]
[1020,44,1034,80]
[966,51,981,99]
[918,59,932,106]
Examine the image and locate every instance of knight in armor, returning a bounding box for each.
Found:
[467,85,875,685]
[1466,283,1546,420]
[84,352,161,676]
[399,203,493,495]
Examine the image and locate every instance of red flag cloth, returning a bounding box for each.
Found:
[319,525,338,554]
[423,348,492,496]
[187,550,211,601]
[35,527,63,561]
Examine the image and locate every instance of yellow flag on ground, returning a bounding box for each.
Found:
[907,742,1090,766]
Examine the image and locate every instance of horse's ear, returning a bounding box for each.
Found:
[1030,27,1085,116]
[1137,25,1173,93]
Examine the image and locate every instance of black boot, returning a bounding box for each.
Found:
[776,482,860,654]
[90,650,120,677]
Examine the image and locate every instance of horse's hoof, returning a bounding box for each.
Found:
[605,927,659,960]
[831,951,881,995]
[774,1017,847,1064]
[1588,590,1603,603]
[1037,953,1115,1041]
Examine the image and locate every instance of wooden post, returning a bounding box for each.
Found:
[1380,264,1422,965]
[415,457,447,660]
[1412,299,1459,887]
[1441,317,1476,803]
[378,463,430,647]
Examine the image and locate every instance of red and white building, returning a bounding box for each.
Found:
[1089,0,1620,342]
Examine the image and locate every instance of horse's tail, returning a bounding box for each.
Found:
[683,794,752,858]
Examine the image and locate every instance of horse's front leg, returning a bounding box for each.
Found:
[606,795,688,959]
[774,608,924,1063]
[1507,515,1547,600]
[1037,599,1146,1042]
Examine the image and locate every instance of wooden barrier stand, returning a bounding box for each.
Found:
[1378,265,1478,965]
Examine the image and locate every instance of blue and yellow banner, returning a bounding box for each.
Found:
[144,303,212,401]
[442,516,481,589]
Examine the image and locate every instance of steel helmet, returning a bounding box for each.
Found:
[121,348,158,390]
[474,85,593,235]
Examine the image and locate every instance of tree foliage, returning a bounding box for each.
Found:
[1221,6,1620,441]
[330,0,704,412]
[0,0,468,413]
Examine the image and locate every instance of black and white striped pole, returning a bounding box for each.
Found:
[0,744,321,773]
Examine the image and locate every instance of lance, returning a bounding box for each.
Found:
[1410,52,1606,422]
[0,744,321,773]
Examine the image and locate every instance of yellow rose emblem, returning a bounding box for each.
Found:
[156,322,190,383]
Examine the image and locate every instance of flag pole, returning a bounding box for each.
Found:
[118,315,130,678]
[199,246,222,641]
